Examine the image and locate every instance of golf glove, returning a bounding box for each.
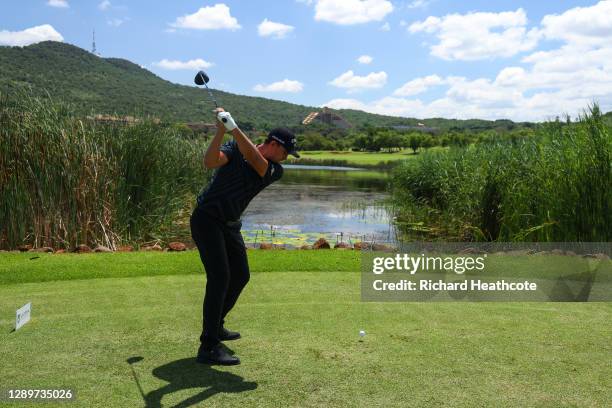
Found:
[217,111,237,131]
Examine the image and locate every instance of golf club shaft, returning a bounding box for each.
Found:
[204,83,218,108]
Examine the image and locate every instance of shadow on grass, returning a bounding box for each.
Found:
[127,350,257,408]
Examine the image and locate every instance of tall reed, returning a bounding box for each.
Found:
[0,92,210,249]
[391,105,611,242]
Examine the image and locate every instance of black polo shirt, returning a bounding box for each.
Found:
[196,140,284,222]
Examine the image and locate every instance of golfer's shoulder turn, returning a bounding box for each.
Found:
[267,160,283,182]
[220,139,238,162]
[221,139,283,183]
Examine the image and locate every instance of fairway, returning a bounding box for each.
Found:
[289,149,434,167]
[1,252,610,407]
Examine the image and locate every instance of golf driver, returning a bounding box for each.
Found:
[194,70,219,108]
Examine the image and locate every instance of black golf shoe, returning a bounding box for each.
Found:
[219,327,241,341]
[197,344,240,365]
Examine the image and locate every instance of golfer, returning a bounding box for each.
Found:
[191,108,299,365]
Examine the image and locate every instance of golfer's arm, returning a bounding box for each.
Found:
[231,128,268,177]
[203,127,228,169]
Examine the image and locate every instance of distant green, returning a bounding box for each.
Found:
[290,148,446,167]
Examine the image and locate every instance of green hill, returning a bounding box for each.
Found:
[1,41,530,131]
[0,41,311,128]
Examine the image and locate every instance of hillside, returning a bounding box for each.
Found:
[1,41,529,131]
[0,41,312,128]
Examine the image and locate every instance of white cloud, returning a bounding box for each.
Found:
[380,22,390,31]
[408,0,430,9]
[47,0,68,8]
[323,94,516,121]
[326,2,612,121]
[325,67,612,121]
[107,18,129,27]
[153,58,214,70]
[253,79,304,93]
[0,24,63,46]
[329,70,387,92]
[445,77,523,108]
[523,45,612,75]
[393,74,445,96]
[409,8,541,60]
[539,0,612,47]
[258,19,295,39]
[357,55,373,64]
[98,1,111,11]
[315,0,393,25]
[171,4,241,30]
[494,67,527,87]
[323,98,368,110]
[296,0,314,5]
[497,1,612,109]
[324,96,425,116]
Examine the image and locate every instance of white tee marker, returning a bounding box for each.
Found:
[16,302,31,330]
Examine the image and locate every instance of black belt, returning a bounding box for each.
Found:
[194,207,241,229]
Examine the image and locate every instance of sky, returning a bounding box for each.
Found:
[1,0,612,121]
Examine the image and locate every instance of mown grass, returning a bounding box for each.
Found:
[0,250,360,285]
[1,252,610,407]
[0,92,210,251]
[288,148,445,169]
[391,106,611,242]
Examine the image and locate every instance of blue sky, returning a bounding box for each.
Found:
[1,0,611,121]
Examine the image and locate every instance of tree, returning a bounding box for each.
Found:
[298,132,337,150]
[421,135,435,149]
[408,134,423,153]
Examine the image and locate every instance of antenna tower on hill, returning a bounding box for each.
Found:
[91,30,100,56]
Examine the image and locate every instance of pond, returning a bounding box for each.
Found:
[241,164,397,247]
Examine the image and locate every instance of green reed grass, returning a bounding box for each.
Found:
[0,92,210,249]
[391,105,611,242]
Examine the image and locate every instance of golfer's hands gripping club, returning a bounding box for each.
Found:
[214,108,237,132]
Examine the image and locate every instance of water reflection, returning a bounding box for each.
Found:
[280,165,389,192]
[241,165,396,246]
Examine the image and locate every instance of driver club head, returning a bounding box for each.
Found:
[194,70,219,108]
[194,71,209,86]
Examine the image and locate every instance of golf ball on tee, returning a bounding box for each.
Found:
[359,330,366,337]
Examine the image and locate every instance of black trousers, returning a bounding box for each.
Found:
[190,207,250,348]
